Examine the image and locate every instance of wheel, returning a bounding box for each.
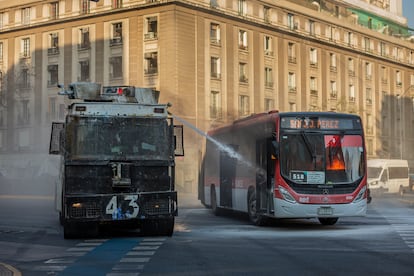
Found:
[247,190,266,226]
[141,217,175,236]
[63,221,78,239]
[318,217,338,225]
[59,212,64,226]
[211,187,221,216]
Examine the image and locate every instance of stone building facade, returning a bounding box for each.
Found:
[0,0,413,190]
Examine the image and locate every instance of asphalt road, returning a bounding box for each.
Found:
[1,188,414,276]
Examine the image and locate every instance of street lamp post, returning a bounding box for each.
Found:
[397,85,414,160]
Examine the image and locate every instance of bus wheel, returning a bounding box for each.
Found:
[211,187,221,216]
[141,218,175,236]
[248,190,266,226]
[318,217,338,225]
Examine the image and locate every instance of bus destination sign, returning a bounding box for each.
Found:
[281,117,360,130]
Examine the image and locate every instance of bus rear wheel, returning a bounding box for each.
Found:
[248,190,266,226]
[211,187,221,216]
[318,217,338,225]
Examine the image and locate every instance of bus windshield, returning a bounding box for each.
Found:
[280,134,364,184]
[66,117,171,160]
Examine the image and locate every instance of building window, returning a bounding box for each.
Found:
[287,13,295,30]
[289,102,296,111]
[145,16,158,40]
[0,42,3,62]
[21,7,30,25]
[310,48,317,66]
[264,35,272,56]
[288,72,296,92]
[210,23,221,45]
[238,0,247,16]
[365,62,372,80]
[310,77,317,95]
[380,42,386,56]
[111,22,123,45]
[288,42,296,63]
[396,71,402,86]
[21,69,30,89]
[330,53,337,72]
[366,87,372,104]
[347,32,353,46]
[238,30,248,50]
[47,65,58,86]
[210,57,221,79]
[48,33,59,55]
[50,2,59,20]
[112,0,123,9]
[79,28,90,50]
[80,0,90,15]
[239,62,248,83]
[265,98,274,111]
[0,13,3,30]
[263,6,270,23]
[110,56,123,79]
[349,84,355,102]
[144,52,158,75]
[381,66,388,83]
[348,58,355,76]
[330,81,337,98]
[79,60,89,81]
[364,37,371,52]
[239,95,249,116]
[265,67,273,87]
[308,20,315,36]
[21,38,30,58]
[210,90,221,119]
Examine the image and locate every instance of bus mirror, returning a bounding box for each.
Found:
[271,140,279,157]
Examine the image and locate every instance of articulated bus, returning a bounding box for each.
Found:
[199,111,371,225]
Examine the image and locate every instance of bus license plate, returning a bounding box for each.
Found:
[317,207,333,216]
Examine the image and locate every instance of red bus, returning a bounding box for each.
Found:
[198,111,371,225]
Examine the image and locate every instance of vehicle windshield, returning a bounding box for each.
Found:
[280,133,364,184]
[66,117,172,160]
[367,167,383,179]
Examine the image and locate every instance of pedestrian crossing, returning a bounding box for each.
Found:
[386,216,414,253]
[33,238,166,275]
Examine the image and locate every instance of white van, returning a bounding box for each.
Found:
[367,159,409,195]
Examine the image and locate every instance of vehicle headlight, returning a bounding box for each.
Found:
[369,181,378,186]
[353,186,367,202]
[279,186,297,204]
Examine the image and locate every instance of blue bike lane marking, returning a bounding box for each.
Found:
[60,238,141,276]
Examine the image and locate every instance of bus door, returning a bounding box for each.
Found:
[256,139,274,214]
[219,146,237,208]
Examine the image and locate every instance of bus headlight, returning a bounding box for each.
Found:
[353,186,367,202]
[279,186,297,204]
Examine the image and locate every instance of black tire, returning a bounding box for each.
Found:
[63,221,78,239]
[141,217,175,236]
[247,190,266,226]
[211,187,221,216]
[318,217,338,225]
[64,221,98,239]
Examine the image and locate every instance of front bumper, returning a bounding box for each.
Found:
[64,191,177,222]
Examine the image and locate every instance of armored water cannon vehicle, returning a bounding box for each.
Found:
[49,82,184,238]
